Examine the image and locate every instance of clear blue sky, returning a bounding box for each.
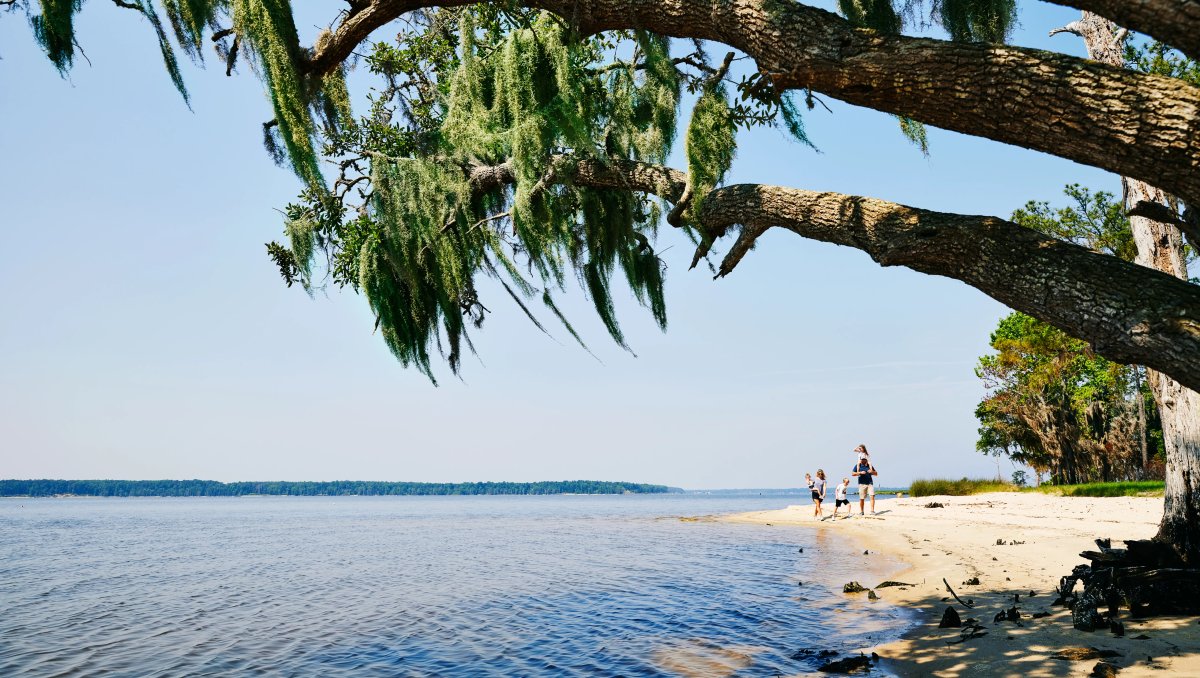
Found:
[0,2,1117,488]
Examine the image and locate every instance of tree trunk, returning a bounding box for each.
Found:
[1067,12,1200,563]
[1136,369,1149,475]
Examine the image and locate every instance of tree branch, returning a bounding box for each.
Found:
[698,182,1200,393]
[1044,0,1200,63]
[301,0,1200,211]
[448,153,1200,392]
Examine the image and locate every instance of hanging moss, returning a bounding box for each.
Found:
[897,115,929,155]
[778,92,816,149]
[134,0,192,106]
[31,0,83,72]
[684,83,737,225]
[838,0,902,34]
[161,0,222,60]
[233,0,322,185]
[938,0,1017,43]
[291,10,690,380]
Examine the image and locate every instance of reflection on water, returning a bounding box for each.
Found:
[0,495,907,676]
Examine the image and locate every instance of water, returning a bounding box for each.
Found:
[0,495,908,676]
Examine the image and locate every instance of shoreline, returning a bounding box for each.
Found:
[722,493,1199,676]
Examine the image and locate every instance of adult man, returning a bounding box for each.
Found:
[852,445,878,516]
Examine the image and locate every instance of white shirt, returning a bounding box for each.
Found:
[835,483,847,500]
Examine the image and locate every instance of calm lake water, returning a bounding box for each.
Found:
[0,494,908,676]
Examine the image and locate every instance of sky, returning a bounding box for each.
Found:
[0,1,1120,488]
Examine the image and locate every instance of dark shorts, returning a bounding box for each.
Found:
[835,499,849,507]
[811,491,821,501]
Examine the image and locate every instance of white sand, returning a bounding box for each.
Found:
[723,492,1200,677]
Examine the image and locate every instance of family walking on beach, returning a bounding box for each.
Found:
[805,444,878,520]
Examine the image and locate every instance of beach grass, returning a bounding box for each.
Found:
[907,477,1165,498]
[908,477,1018,496]
[1029,481,1165,497]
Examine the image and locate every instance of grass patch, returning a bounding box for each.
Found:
[909,478,1017,497]
[1028,481,1164,498]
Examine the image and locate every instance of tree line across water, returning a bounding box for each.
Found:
[0,479,680,497]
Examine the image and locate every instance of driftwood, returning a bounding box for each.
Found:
[817,653,879,673]
[943,578,975,608]
[1051,647,1122,661]
[1057,538,1200,629]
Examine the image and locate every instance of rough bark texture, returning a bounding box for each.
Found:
[1067,11,1200,565]
[693,183,1200,394]
[303,0,1200,209]
[1157,382,1200,563]
[1047,0,1200,64]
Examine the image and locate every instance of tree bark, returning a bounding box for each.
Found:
[1065,11,1200,564]
[304,0,1200,209]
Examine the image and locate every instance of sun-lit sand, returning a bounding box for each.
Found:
[723,492,1200,676]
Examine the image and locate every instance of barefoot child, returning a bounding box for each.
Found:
[832,477,850,518]
[812,469,827,519]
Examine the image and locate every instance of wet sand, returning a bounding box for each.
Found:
[723,492,1200,676]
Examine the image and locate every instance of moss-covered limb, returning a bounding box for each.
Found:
[383,149,1200,391]
[303,0,1200,211]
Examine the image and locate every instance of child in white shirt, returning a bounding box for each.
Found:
[832,478,850,519]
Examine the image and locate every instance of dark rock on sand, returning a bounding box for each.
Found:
[843,581,867,594]
[876,581,914,588]
[939,606,962,628]
[962,576,980,586]
[1091,661,1120,677]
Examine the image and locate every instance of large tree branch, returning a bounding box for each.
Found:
[453,154,1200,391]
[698,184,1200,393]
[1044,0,1200,63]
[304,0,1200,209]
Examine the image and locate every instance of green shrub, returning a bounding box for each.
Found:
[909,477,1018,497]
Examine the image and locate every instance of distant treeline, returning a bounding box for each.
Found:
[0,479,681,497]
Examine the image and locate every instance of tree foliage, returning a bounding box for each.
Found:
[975,312,1159,484]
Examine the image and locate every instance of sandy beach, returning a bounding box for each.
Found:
[723,493,1200,676]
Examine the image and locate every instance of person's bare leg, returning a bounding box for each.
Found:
[870,493,876,514]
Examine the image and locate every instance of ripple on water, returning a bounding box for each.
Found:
[0,496,907,676]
